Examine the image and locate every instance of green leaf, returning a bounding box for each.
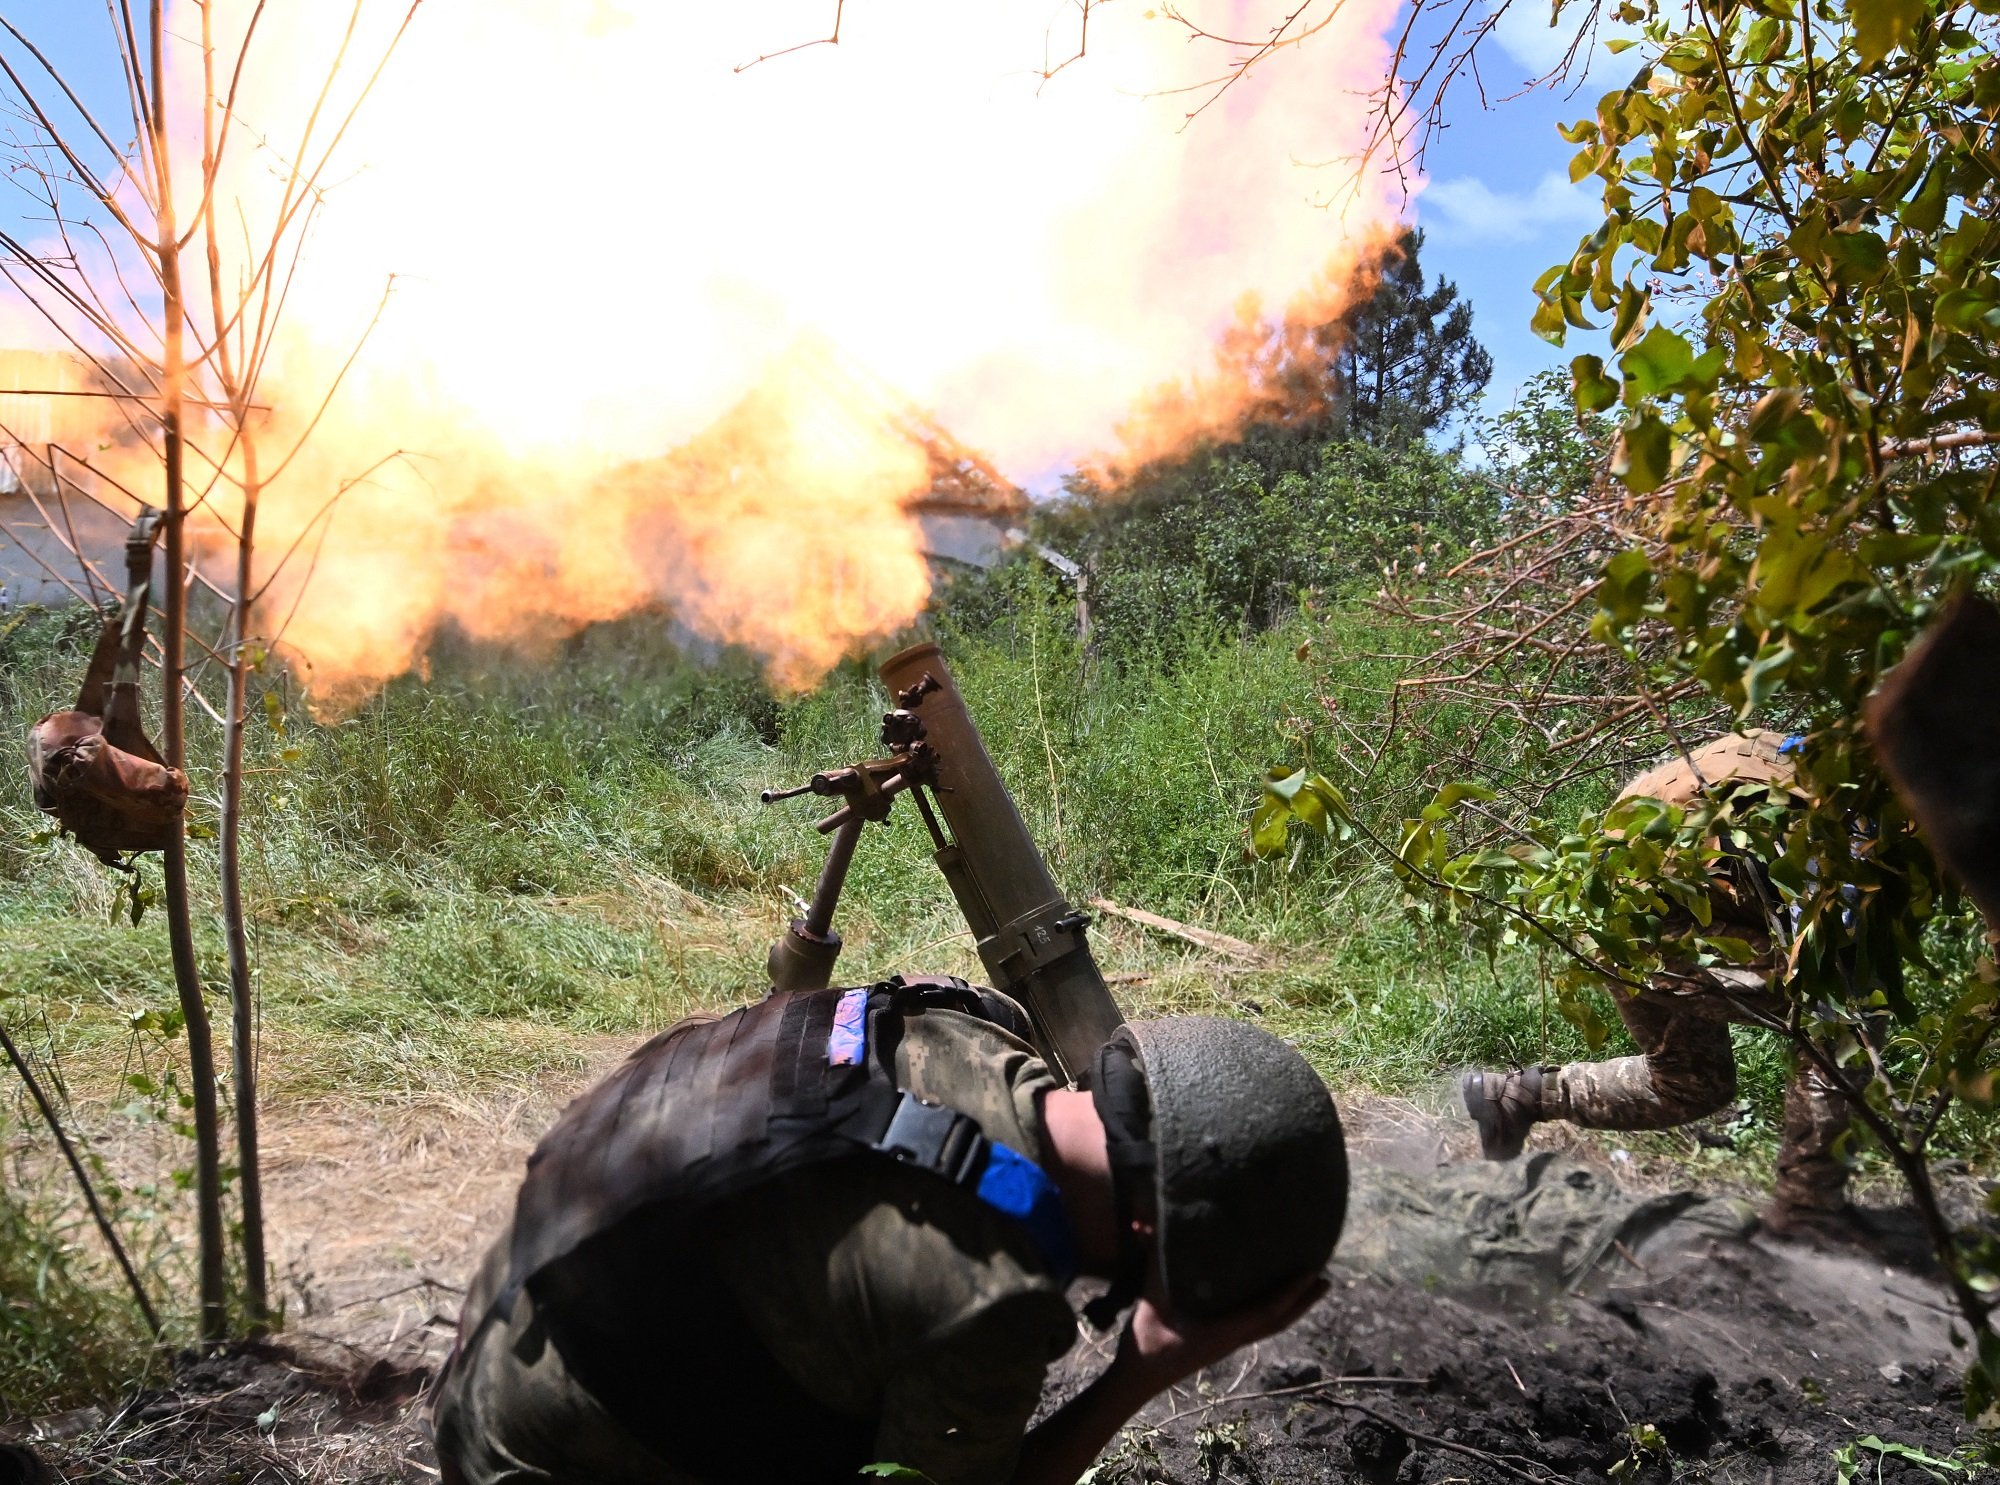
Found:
[1250,800,1291,858]
[1828,229,1890,278]
[1599,547,1656,624]
[1422,780,1497,821]
[1611,282,1649,350]
[1697,935,1760,963]
[1572,354,1620,413]
[1845,1436,1971,1475]
[1532,295,1570,346]
[1289,785,1329,834]
[1741,641,1796,714]
[1902,159,1950,232]
[1611,414,1672,493]
[1746,387,1805,443]
[1621,325,1697,398]
[1556,985,1613,1048]
[1935,287,1996,332]
[1304,776,1354,825]
[1264,767,1308,803]
[1853,0,1925,66]
[1858,531,1942,567]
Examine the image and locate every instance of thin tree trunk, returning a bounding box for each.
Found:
[221,433,266,1326]
[196,0,266,1330]
[153,0,228,1346]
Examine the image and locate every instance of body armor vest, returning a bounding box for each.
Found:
[463,977,1076,1484]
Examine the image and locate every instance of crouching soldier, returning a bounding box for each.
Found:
[432,976,1347,1485]
[1460,730,1858,1234]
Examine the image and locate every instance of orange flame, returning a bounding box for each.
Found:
[65,1,1413,692]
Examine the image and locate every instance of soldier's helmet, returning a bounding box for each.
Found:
[1094,1017,1347,1319]
[1618,728,1806,810]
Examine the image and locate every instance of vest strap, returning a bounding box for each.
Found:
[874,1089,989,1186]
[977,1142,1080,1284]
[857,1087,1078,1284]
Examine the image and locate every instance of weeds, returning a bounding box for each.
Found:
[0,1149,163,1421]
[0,594,1945,1409]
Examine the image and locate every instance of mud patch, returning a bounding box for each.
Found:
[1069,1159,1984,1484]
[6,1343,434,1484]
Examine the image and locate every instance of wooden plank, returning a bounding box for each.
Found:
[1087,897,1273,968]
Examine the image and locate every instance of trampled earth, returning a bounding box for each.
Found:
[5,1090,1986,1484]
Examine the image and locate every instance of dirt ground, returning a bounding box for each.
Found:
[4,1066,1990,1484]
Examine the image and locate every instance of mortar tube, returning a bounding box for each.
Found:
[878,642,1125,1082]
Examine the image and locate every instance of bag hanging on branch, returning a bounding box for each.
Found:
[26,509,188,866]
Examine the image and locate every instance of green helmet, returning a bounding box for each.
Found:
[1092,1017,1347,1320]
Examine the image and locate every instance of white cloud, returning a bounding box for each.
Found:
[1420,170,1603,244]
[1488,0,1640,86]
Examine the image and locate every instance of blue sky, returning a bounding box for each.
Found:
[1397,5,1637,417]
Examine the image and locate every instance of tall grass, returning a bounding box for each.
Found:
[0,588,1798,1404]
[0,589,1762,1095]
[0,1167,163,1421]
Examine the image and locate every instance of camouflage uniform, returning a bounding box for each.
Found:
[1538,731,1853,1216]
[432,1005,1077,1485]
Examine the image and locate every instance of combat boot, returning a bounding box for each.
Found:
[1461,1067,1549,1161]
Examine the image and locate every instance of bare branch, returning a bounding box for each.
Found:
[1037,0,1095,88]
[114,0,157,188]
[0,514,101,605]
[735,0,844,73]
[23,475,118,602]
[1157,0,1348,127]
[1881,429,2000,460]
[0,19,158,239]
[175,0,268,255]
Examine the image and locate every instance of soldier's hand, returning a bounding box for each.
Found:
[1119,1273,1330,1390]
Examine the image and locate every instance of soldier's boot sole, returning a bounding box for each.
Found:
[1460,1068,1544,1162]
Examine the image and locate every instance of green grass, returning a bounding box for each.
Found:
[0,595,1821,1105]
[0,1168,165,1421]
[0,594,1869,1408]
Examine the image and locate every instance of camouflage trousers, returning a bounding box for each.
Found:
[432,1260,700,1485]
[432,1012,725,1485]
[1542,978,1851,1215]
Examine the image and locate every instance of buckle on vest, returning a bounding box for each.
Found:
[877,1091,986,1185]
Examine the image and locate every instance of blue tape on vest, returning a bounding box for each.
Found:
[827,988,869,1067]
[977,1142,1079,1285]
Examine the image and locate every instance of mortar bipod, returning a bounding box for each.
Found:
[759,702,942,993]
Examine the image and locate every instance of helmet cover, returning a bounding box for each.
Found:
[1115,1017,1346,1319]
[1619,729,1803,810]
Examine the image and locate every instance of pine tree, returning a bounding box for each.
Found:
[1328,228,1493,443]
